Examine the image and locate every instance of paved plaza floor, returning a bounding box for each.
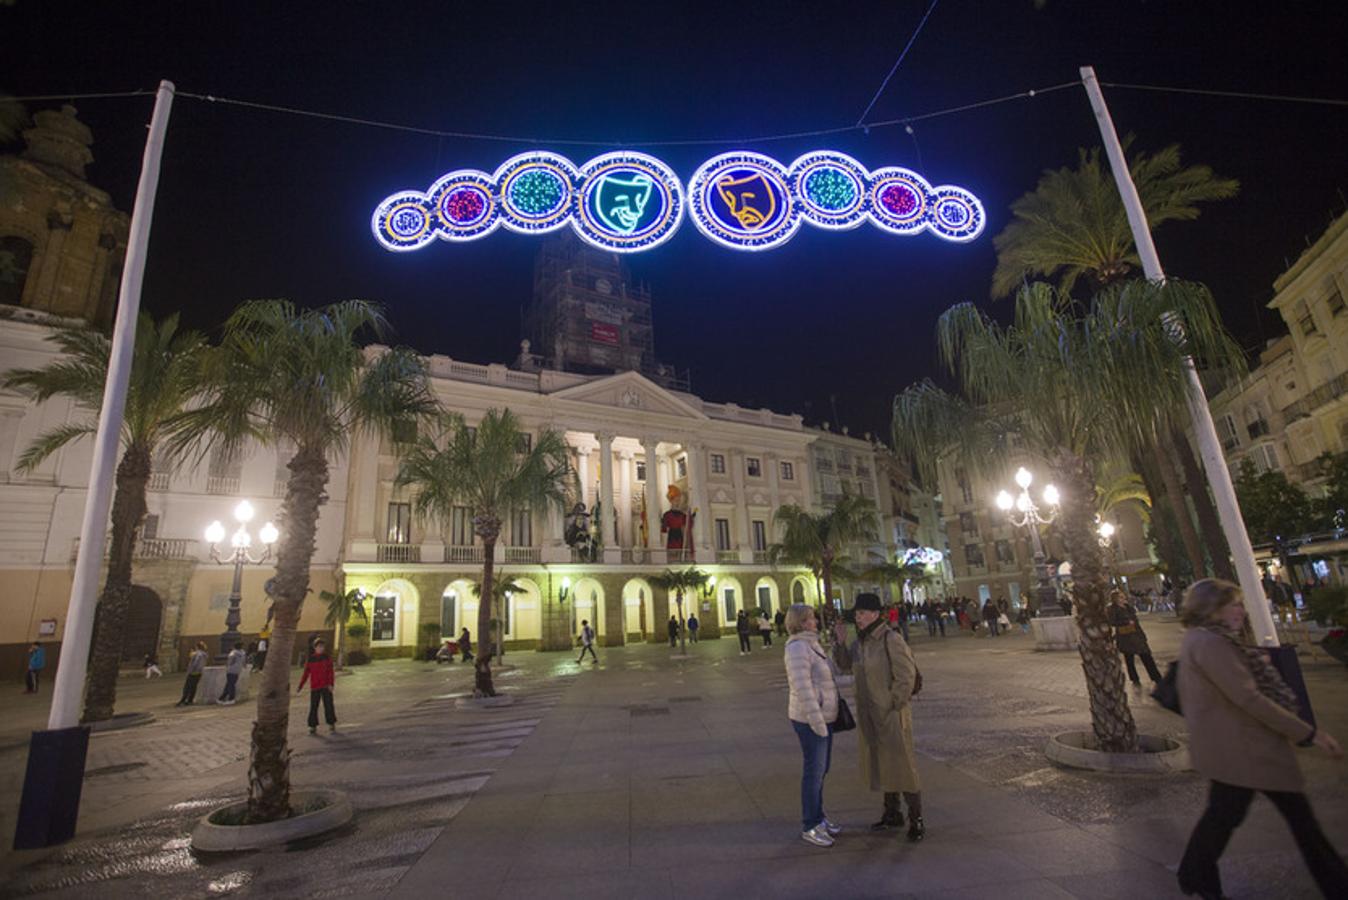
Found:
[1,617,1345,898]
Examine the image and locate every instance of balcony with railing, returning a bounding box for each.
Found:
[376,543,420,564]
[71,536,199,562]
[503,546,541,564]
[667,549,694,564]
[273,478,289,498]
[1282,370,1348,422]
[147,472,170,492]
[621,548,651,564]
[444,545,485,564]
[716,549,740,564]
[752,550,770,565]
[206,474,240,495]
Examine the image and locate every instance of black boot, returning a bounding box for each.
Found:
[870,792,903,831]
[904,791,925,843]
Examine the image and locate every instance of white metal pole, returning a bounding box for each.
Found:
[47,81,176,728]
[1079,66,1278,646]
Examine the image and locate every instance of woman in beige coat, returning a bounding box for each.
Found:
[783,603,841,848]
[832,592,924,842]
[1176,579,1345,899]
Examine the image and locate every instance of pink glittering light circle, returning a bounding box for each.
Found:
[445,188,486,223]
[880,183,919,217]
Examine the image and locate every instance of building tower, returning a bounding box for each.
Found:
[521,232,687,389]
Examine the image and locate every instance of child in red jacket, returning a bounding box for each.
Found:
[297,639,337,734]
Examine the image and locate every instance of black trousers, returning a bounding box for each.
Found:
[219,673,239,701]
[307,687,336,727]
[738,633,752,652]
[1179,780,1347,897]
[180,673,201,705]
[24,669,40,692]
[1122,650,1163,684]
[760,631,772,646]
[577,644,597,662]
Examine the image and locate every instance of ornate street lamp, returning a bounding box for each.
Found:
[205,500,278,657]
[995,467,1063,617]
[1097,519,1117,549]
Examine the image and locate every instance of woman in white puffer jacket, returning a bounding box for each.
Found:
[783,602,842,847]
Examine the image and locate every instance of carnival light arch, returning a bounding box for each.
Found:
[372,151,983,253]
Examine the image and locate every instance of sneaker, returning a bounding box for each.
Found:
[308,726,317,735]
[329,724,337,733]
[801,825,834,848]
[822,817,843,836]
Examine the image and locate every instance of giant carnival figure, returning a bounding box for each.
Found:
[564,502,598,562]
[661,485,697,560]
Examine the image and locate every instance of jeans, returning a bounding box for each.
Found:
[219,673,239,702]
[1122,651,1163,684]
[738,633,752,652]
[761,631,772,647]
[791,719,833,832]
[179,673,201,705]
[689,629,699,643]
[987,620,999,636]
[577,644,597,663]
[898,620,909,641]
[307,687,336,728]
[25,670,40,692]
[1179,780,1346,897]
[926,618,937,636]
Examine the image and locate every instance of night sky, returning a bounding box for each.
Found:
[8,1,1348,438]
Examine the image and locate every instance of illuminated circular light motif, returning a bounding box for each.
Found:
[371,192,435,252]
[929,187,984,242]
[788,151,868,231]
[495,152,578,233]
[688,152,799,251]
[868,167,931,236]
[372,151,985,252]
[427,170,498,242]
[575,152,684,253]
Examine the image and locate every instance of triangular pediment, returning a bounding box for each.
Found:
[548,371,707,419]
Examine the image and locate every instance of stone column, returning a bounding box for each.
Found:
[618,448,634,548]
[575,444,592,509]
[598,432,618,562]
[688,442,713,557]
[730,451,752,553]
[766,453,782,512]
[642,436,661,549]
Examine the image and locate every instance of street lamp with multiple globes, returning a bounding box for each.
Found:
[995,466,1063,617]
[205,500,278,657]
[1097,520,1117,549]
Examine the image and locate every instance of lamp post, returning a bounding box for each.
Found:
[1097,520,1117,549]
[995,467,1062,618]
[205,500,278,658]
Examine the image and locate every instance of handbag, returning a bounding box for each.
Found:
[831,696,856,732]
[1151,660,1182,715]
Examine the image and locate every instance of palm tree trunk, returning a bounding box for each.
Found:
[1172,428,1235,581]
[248,444,328,823]
[1154,440,1205,578]
[475,534,498,698]
[1053,451,1139,753]
[82,445,151,723]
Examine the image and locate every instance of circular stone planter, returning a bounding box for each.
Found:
[88,711,155,733]
[1046,731,1190,774]
[456,694,516,710]
[191,789,352,852]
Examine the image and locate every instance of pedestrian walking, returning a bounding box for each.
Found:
[896,603,910,642]
[784,603,842,848]
[1016,606,1030,634]
[24,642,45,694]
[1176,579,1346,899]
[736,609,752,654]
[774,608,787,637]
[144,652,163,678]
[253,629,269,672]
[218,641,245,704]
[832,593,925,843]
[298,639,337,734]
[459,627,474,662]
[687,613,700,643]
[177,641,208,706]
[577,619,599,663]
[667,615,679,647]
[759,611,774,647]
[1108,590,1163,689]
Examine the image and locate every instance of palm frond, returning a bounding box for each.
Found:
[15,421,97,472]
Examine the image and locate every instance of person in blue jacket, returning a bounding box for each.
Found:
[25,642,45,694]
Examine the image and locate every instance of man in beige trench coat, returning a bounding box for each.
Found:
[833,592,925,842]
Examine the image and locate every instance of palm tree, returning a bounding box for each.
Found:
[3,313,206,723]
[892,280,1245,752]
[394,408,570,698]
[177,299,436,823]
[649,567,710,654]
[768,493,876,617]
[863,556,934,605]
[471,574,525,660]
[320,587,368,669]
[990,140,1238,298]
